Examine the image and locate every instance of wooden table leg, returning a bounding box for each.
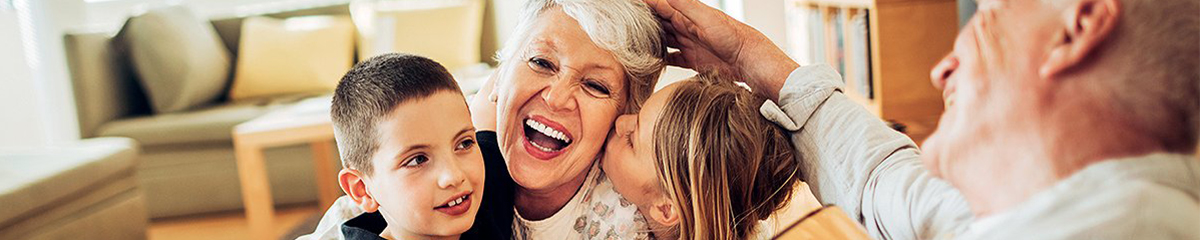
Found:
[311,140,341,209]
[234,142,275,240]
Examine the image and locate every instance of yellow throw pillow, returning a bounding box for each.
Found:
[229,15,355,100]
[352,0,484,71]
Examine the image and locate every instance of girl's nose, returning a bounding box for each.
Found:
[614,114,637,135]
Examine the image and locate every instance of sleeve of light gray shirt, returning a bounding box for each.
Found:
[764,65,973,239]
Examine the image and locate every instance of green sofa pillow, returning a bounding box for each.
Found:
[118,6,231,113]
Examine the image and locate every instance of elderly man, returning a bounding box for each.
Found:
[649,0,1198,239]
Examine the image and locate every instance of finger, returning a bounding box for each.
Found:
[648,0,702,41]
[644,0,676,20]
[662,25,684,48]
[665,51,692,68]
[664,6,699,41]
[664,0,724,30]
[486,71,500,102]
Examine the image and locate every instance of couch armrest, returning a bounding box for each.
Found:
[63,32,150,138]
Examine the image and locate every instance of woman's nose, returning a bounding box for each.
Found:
[542,76,579,112]
[930,53,959,91]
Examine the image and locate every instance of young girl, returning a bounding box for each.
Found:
[601,74,802,239]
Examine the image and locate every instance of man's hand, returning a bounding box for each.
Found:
[646,0,799,100]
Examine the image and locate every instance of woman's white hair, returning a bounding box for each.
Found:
[496,0,667,113]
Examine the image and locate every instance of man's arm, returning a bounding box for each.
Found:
[770,65,972,239]
[644,0,972,238]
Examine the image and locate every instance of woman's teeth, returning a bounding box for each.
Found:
[526,119,572,144]
[530,141,556,152]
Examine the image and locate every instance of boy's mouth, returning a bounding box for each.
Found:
[434,192,472,216]
[522,116,573,159]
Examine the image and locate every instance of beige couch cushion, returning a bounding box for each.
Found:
[0,138,139,226]
[96,94,316,147]
[119,6,232,113]
[229,15,355,100]
[352,0,484,71]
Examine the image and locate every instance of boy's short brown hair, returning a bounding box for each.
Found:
[331,53,461,175]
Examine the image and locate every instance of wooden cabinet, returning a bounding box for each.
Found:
[785,0,958,143]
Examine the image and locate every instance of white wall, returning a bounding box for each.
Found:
[735,0,789,51]
[702,0,792,53]
[0,0,363,148]
[0,8,49,147]
[0,0,84,148]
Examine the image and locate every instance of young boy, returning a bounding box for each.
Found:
[330,53,513,239]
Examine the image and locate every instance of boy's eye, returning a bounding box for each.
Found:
[528,57,556,73]
[402,155,429,168]
[582,79,612,98]
[455,138,476,151]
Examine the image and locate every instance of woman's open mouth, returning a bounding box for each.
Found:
[522,116,574,160]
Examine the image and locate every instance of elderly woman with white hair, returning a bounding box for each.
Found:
[302,0,666,239]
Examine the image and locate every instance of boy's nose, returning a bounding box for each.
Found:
[438,160,467,189]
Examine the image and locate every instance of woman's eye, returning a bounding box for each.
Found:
[527,57,555,72]
[583,80,612,98]
[403,155,429,168]
[456,138,476,151]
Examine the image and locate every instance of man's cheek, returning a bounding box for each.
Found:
[921,133,946,178]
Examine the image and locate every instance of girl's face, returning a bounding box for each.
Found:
[494,8,630,192]
[600,82,682,209]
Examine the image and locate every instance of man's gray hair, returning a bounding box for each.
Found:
[496,0,667,113]
[1051,0,1200,151]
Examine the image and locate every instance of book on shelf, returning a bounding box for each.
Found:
[849,10,871,99]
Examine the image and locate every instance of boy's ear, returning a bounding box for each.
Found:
[1039,0,1120,79]
[647,197,681,226]
[338,168,380,212]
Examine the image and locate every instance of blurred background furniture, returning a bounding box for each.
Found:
[784,0,958,143]
[63,0,497,222]
[231,96,339,240]
[0,137,146,240]
[63,4,352,219]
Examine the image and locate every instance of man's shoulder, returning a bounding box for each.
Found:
[958,155,1200,239]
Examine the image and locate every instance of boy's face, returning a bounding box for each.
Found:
[362,90,485,237]
[601,82,681,214]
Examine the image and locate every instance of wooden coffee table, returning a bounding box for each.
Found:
[232,96,341,240]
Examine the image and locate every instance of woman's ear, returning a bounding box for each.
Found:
[647,197,681,226]
[338,168,380,212]
[1040,0,1120,78]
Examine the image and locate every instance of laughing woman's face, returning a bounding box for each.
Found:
[494,8,628,192]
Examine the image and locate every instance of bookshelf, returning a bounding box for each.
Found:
[785,0,958,142]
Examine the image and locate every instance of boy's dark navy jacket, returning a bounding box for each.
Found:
[341,131,516,240]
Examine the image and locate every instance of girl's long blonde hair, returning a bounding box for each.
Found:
[652,75,802,239]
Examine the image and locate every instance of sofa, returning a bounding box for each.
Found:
[62,4,352,219]
[63,0,498,219]
[0,137,146,239]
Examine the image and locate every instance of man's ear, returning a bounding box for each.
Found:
[647,197,681,226]
[338,168,380,212]
[1040,0,1121,78]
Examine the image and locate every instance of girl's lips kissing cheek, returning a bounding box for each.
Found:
[522,115,574,160]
